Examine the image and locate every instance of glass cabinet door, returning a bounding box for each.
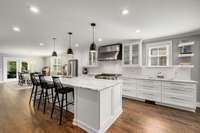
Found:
[132,44,139,65]
[123,45,130,64]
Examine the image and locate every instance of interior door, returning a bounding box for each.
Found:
[3,57,18,81]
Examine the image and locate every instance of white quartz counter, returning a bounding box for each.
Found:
[45,76,122,91]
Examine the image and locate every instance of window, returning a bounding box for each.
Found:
[147,41,172,66]
[21,62,28,73]
[50,57,62,75]
[7,61,17,79]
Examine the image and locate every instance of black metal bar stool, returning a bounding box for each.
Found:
[18,72,25,86]
[29,73,41,106]
[37,75,54,113]
[51,77,74,125]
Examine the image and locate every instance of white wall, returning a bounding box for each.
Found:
[0,54,45,81]
[28,57,45,73]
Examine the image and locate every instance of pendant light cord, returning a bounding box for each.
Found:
[68,32,72,48]
[93,26,95,43]
[69,34,71,48]
[53,38,56,51]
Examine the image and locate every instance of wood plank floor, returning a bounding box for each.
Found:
[0,82,200,133]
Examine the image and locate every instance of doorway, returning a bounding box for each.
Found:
[3,57,18,81]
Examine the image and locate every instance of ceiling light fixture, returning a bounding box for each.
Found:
[12,26,21,32]
[52,37,57,56]
[75,43,79,47]
[121,9,129,15]
[135,29,141,33]
[67,32,74,55]
[98,38,102,42]
[89,23,96,52]
[39,43,44,46]
[29,5,40,14]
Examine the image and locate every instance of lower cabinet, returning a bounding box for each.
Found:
[122,78,197,112]
[122,79,137,98]
[162,81,196,109]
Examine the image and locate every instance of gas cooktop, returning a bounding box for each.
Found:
[95,73,121,80]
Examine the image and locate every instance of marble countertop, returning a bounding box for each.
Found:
[45,76,122,91]
[121,76,197,83]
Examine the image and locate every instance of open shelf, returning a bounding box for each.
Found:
[178,41,194,47]
[178,53,194,57]
[174,65,194,68]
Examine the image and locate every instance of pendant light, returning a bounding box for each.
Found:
[52,37,57,56]
[67,32,73,55]
[89,23,96,52]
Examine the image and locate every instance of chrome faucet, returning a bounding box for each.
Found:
[157,72,164,79]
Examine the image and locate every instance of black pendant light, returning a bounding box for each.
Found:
[52,37,57,56]
[67,32,73,55]
[89,23,96,52]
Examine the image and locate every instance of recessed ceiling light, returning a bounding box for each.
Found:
[135,29,141,33]
[98,38,102,42]
[29,5,40,14]
[121,9,129,15]
[75,43,79,47]
[40,43,44,46]
[12,26,21,32]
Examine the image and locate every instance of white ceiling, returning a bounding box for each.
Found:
[0,0,200,56]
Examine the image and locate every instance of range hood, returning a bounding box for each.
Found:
[98,43,122,61]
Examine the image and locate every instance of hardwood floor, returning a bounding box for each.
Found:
[0,82,200,133]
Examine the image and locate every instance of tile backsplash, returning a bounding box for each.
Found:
[88,61,191,80]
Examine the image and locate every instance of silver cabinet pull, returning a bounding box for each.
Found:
[123,89,130,92]
[143,93,154,96]
[169,96,185,101]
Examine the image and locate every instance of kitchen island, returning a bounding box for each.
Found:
[46,76,123,133]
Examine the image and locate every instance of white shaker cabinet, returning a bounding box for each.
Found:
[122,78,137,98]
[137,80,162,102]
[123,40,142,67]
[122,77,197,112]
[162,81,196,109]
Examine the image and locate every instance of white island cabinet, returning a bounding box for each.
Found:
[47,77,123,133]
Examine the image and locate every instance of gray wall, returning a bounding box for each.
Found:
[143,34,200,102]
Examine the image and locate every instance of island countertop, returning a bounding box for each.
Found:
[45,76,123,91]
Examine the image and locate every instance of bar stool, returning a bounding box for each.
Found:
[51,77,74,125]
[29,73,41,107]
[18,72,25,86]
[37,75,54,113]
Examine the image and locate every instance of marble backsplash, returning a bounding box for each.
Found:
[88,61,191,80]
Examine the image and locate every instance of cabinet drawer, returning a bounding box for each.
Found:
[138,80,161,87]
[137,80,161,92]
[123,82,137,90]
[164,82,195,89]
[137,90,161,102]
[163,93,195,109]
[123,88,137,97]
[138,84,161,92]
[164,86,194,96]
[123,79,137,89]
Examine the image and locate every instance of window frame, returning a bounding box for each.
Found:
[146,41,172,67]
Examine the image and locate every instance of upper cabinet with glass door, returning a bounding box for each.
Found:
[123,40,142,67]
